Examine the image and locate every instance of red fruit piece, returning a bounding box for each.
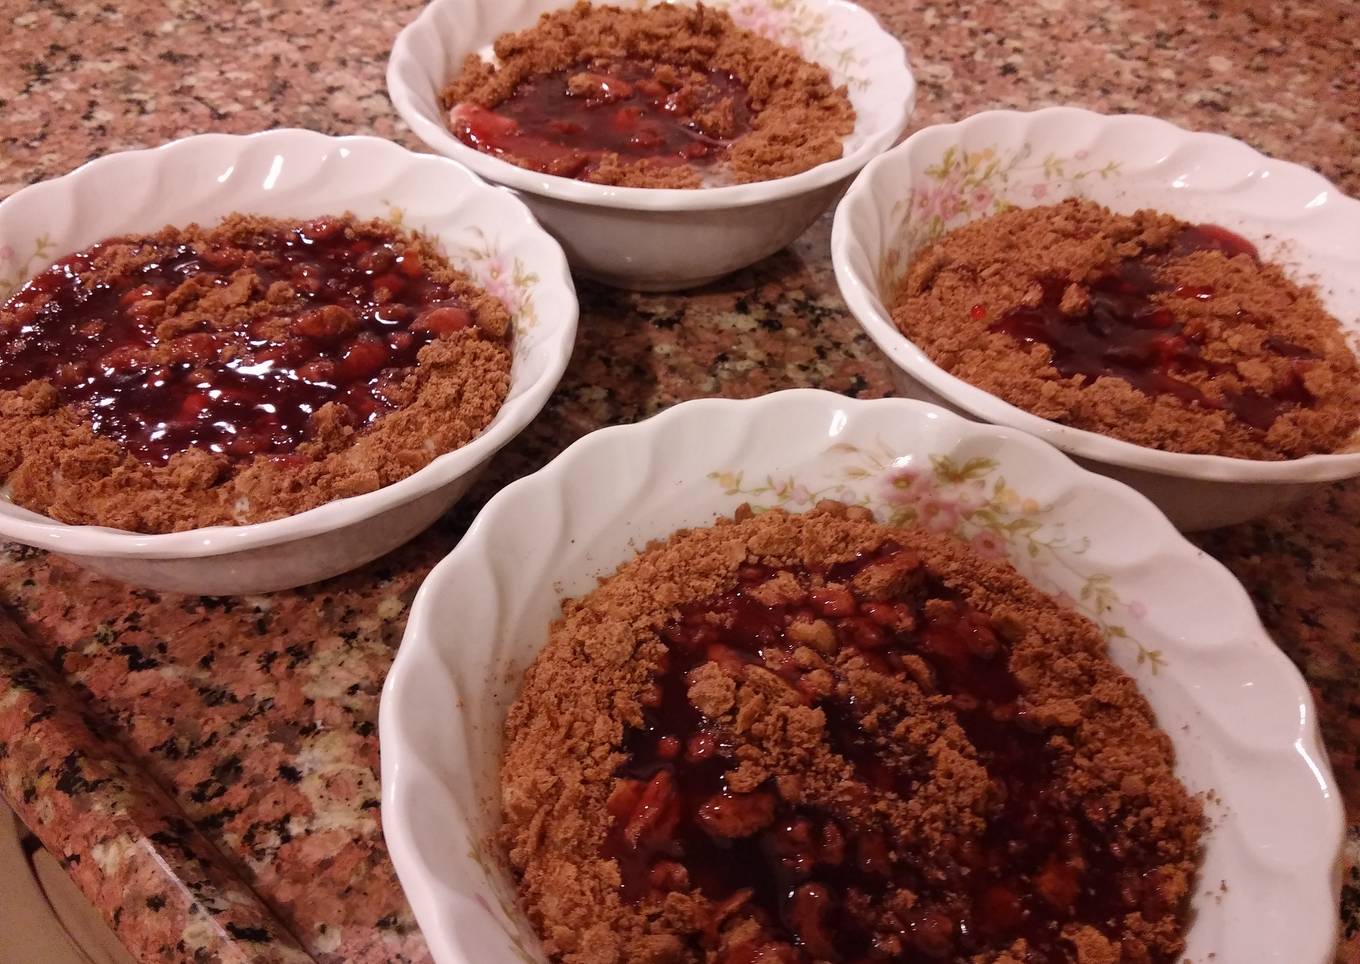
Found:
[1035,855,1081,912]
[296,359,336,384]
[291,304,356,340]
[905,908,956,958]
[695,790,775,839]
[809,585,856,618]
[838,615,887,650]
[335,339,389,382]
[622,770,679,849]
[370,272,407,302]
[979,883,1026,933]
[785,883,838,960]
[413,306,473,336]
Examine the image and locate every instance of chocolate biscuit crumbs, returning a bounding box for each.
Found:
[890,198,1360,459]
[441,2,855,188]
[0,214,512,532]
[500,503,1202,963]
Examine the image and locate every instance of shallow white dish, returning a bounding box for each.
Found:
[832,107,1360,530]
[388,0,914,291]
[0,129,577,595]
[380,389,1341,964]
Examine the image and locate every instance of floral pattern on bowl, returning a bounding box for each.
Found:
[714,0,871,90]
[832,107,1360,530]
[876,143,1121,293]
[0,234,55,302]
[386,203,545,355]
[710,439,1162,668]
[0,129,578,594]
[381,389,1341,964]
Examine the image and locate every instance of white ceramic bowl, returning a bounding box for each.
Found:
[832,107,1360,530]
[0,129,577,595]
[388,0,914,291]
[381,389,1341,964]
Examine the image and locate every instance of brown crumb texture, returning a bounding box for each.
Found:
[500,504,1202,963]
[441,2,855,188]
[889,198,1360,459]
[0,214,512,532]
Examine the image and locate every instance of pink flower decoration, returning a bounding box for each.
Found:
[1030,183,1049,200]
[1075,149,1090,160]
[917,499,961,533]
[969,530,1007,561]
[879,468,935,505]
[0,244,13,263]
[789,484,814,505]
[1053,590,1077,610]
[971,186,993,208]
[1128,599,1148,619]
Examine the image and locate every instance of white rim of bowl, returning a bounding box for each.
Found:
[380,388,1342,964]
[386,0,915,212]
[832,106,1360,484]
[0,129,578,558]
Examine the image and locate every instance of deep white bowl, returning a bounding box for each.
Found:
[380,389,1341,964]
[832,107,1360,530]
[0,129,577,594]
[388,0,914,291]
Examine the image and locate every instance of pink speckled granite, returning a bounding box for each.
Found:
[1,0,1358,962]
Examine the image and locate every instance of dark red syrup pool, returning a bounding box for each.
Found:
[453,59,752,180]
[602,545,1188,963]
[0,218,486,465]
[988,223,1317,430]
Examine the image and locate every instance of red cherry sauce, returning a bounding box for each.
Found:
[0,218,483,465]
[989,223,1316,430]
[604,546,1186,963]
[453,59,751,180]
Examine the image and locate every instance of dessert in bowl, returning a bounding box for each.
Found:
[380,390,1341,964]
[388,0,914,291]
[832,107,1360,530]
[0,129,577,594]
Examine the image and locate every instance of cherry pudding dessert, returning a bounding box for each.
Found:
[890,198,1360,459]
[441,2,854,188]
[501,502,1202,963]
[0,214,512,532]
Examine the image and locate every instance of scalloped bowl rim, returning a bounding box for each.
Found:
[832,107,1360,484]
[0,129,578,558]
[381,389,1342,964]
[387,0,915,212]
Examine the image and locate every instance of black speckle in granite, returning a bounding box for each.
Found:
[198,652,214,669]
[92,623,118,645]
[256,650,278,673]
[28,704,55,725]
[197,686,237,707]
[151,736,184,761]
[197,807,240,833]
[277,764,302,784]
[225,924,271,943]
[146,894,166,911]
[285,643,310,669]
[360,798,379,810]
[376,914,398,930]
[1344,862,1360,939]
[354,720,375,738]
[115,643,160,672]
[54,752,108,795]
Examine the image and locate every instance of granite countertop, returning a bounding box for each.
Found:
[0,1,1357,961]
